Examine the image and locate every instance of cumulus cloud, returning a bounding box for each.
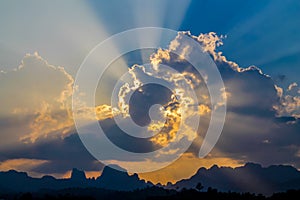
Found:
[1,31,300,183]
[0,53,74,143]
[0,53,113,177]
[149,95,181,146]
[191,32,300,169]
[84,31,300,174]
[134,31,300,175]
[102,39,213,160]
[273,90,300,118]
[288,82,298,91]
[0,53,117,145]
[273,82,300,119]
[95,104,117,120]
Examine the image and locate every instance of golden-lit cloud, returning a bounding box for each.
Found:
[288,82,298,91]
[198,104,211,115]
[0,53,120,144]
[274,85,283,98]
[274,94,300,118]
[273,84,300,118]
[105,33,224,160]
[21,100,74,143]
[2,31,300,183]
[95,104,116,121]
[149,97,181,146]
[111,50,203,149]
[0,53,75,143]
[197,32,224,56]
[150,48,171,69]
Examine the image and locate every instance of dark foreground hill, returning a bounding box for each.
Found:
[1,187,300,200]
[1,163,300,196]
[168,163,300,195]
[0,165,152,193]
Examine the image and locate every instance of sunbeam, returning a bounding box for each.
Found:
[0,0,130,79]
[129,0,192,63]
[224,0,300,67]
[2,1,300,196]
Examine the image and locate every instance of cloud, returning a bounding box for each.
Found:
[0,52,74,143]
[150,48,171,69]
[288,82,298,91]
[1,31,300,183]
[1,133,104,176]
[0,158,48,172]
[273,82,300,118]
[84,31,300,174]
[96,37,213,163]
[95,104,116,120]
[274,94,300,118]
[0,52,116,145]
[198,104,211,115]
[190,32,300,170]
[143,31,300,176]
[149,96,181,146]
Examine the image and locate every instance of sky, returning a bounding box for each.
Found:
[0,0,300,184]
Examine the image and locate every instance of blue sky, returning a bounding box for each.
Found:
[87,0,300,87]
[0,0,299,87]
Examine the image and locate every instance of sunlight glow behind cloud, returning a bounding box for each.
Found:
[1,0,300,184]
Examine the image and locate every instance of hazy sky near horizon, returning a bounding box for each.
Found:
[0,0,300,184]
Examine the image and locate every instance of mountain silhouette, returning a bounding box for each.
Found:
[0,165,151,193]
[70,168,86,181]
[1,163,300,195]
[96,164,152,190]
[168,163,300,195]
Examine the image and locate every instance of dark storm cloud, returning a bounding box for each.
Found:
[192,33,300,168]
[1,133,103,174]
[1,31,300,176]
[149,31,300,168]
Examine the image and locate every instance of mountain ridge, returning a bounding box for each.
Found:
[167,162,300,195]
[0,165,152,192]
[1,163,300,195]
